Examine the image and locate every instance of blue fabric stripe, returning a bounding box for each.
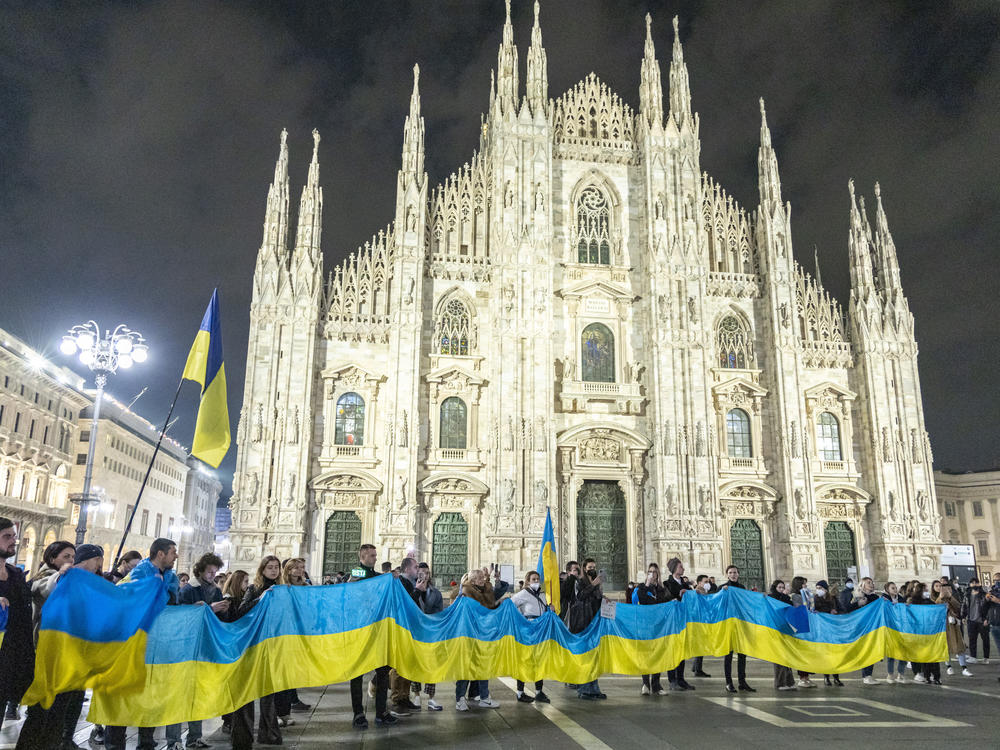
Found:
[141,574,945,666]
[200,289,224,389]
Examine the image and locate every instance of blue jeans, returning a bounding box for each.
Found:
[861,664,875,678]
[577,679,600,696]
[885,657,900,675]
[166,719,202,744]
[455,680,489,701]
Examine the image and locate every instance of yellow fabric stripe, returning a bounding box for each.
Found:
[88,617,946,727]
[23,630,149,709]
[190,362,230,468]
[182,329,211,386]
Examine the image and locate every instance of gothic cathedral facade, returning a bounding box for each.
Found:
[229,3,941,591]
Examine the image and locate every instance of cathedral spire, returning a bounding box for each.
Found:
[668,16,692,128]
[814,246,823,288]
[873,181,903,295]
[401,64,425,183]
[848,179,876,296]
[525,0,548,117]
[757,98,783,211]
[260,128,290,263]
[640,13,664,128]
[293,129,323,271]
[495,0,519,116]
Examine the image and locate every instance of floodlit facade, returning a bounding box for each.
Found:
[230,3,941,590]
[935,469,1000,585]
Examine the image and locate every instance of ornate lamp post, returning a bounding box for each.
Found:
[60,321,148,545]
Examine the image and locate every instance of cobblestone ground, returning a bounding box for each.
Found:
[3,657,998,749]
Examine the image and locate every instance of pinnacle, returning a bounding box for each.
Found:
[311,129,320,159]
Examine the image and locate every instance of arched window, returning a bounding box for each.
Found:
[439,397,468,449]
[581,323,615,383]
[717,315,753,369]
[576,186,611,265]
[726,408,752,458]
[334,393,365,446]
[817,412,842,461]
[436,298,472,356]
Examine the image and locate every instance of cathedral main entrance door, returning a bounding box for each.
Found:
[729,519,765,591]
[432,512,468,590]
[824,521,857,587]
[323,511,362,579]
[576,480,627,591]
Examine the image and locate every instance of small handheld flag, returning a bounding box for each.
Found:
[182,289,230,467]
[536,507,560,615]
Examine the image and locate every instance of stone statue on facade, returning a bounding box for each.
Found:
[501,478,516,516]
[533,481,548,515]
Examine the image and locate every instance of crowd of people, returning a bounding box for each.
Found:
[3,514,1000,748]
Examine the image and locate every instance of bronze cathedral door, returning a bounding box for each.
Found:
[576,480,628,591]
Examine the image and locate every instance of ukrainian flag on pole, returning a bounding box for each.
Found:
[536,507,560,615]
[182,289,230,467]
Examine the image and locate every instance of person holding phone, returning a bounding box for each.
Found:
[636,564,670,695]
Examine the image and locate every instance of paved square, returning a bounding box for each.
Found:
[698,696,970,728]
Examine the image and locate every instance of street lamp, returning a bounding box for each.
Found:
[60,321,148,545]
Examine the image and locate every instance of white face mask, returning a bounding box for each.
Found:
[702,582,711,592]
[529,582,540,591]
[815,587,826,596]
[923,590,931,599]
[845,582,854,589]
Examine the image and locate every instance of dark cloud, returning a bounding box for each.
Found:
[1,0,997,492]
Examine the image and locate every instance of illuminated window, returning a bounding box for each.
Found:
[335,393,365,446]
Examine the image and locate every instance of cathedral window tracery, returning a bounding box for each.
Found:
[335,393,365,446]
[817,412,843,461]
[581,323,615,383]
[576,187,611,265]
[436,298,473,355]
[726,408,752,458]
[439,397,468,449]
[717,315,754,369]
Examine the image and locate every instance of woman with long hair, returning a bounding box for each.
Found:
[275,558,312,723]
[232,556,283,749]
[768,580,796,690]
[635,563,670,695]
[907,582,938,684]
[881,582,906,683]
[812,580,843,686]
[789,577,817,688]
[939,583,972,677]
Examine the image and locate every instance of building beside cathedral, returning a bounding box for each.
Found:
[229,2,941,591]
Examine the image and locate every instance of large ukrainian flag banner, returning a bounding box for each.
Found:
[182,288,230,468]
[23,569,167,709]
[536,508,560,615]
[88,575,947,726]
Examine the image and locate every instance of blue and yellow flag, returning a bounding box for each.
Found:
[0,604,7,648]
[536,507,560,615]
[22,568,167,709]
[182,289,230,467]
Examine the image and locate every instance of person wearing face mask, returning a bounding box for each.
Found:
[880,582,907,683]
[906,582,938,684]
[789,577,817,688]
[664,558,695,690]
[635,564,670,695]
[569,559,607,700]
[689,575,712,679]
[837,577,855,612]
[456,568,502,710]
[963,577,989,665]
[847,577,881,685]
[938,584,972,677]
[768,580,796,690]
[720,565,754,693]
[511,571,551,704]
[812,580,843,687]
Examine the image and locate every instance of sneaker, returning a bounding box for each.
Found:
[677,681,695,691]
[164,743,183,750]
[479,697,501,708]
[290,700,311,712]
[946,666,954,676]
[913,673,926,683]
[796,679,812,689]
[862,676,878,686]
[427,699,443,711]
[885,676,896,685]
[654,688,668,696]
[353,714,369,730]
[389,708,409,717]
[777,685,797,691]
[517,692,535,703]
[693,670,711,678]
[277,716,295,727]
[641,684,651,696]
[725,683,738,694]
[90,726,106,745]
[395,698,420,711]
[966,656,978,664]
[895,674,906,683]
[186,741,212,749]
[669,682,684,691]
[962,668,974,677]
[534,691,551,703]
[368,680,376,698]
[410,694,421,709]
[456,697,469,711]
[578,692,600,700]
[375,713,398,726]
[983,658,990,665]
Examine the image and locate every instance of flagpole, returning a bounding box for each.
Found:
[112,374,186,570]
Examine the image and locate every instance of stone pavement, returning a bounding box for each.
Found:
[3,657,999,749]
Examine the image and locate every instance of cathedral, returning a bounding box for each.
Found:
[229,2,942,592]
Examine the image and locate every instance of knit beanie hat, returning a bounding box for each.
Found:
[74,544,104,565]
[815,580,830,591]
[666,557,682,575]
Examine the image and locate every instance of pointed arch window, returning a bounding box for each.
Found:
[581,323,615,383]
[576,186,611,265]
[726,408,752,458]
[717,315,753,369]
[439,397,468,449]
[335,393,365,446]
[436,298,472,356]
[817,412,842,461]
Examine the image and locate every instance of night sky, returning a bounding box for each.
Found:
[2,1,998,496]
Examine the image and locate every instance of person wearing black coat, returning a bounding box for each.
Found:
[768,580,796,689]
[636,564,670,695]
[0,519,34,733]
[664,558,694,690]
[906,582,939,684]
[720,565,755,693]
[813,580,843,686]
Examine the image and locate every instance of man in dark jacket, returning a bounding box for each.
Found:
[348,544,395,729]
[410,562,444,710]
[570,559,606,700]
[837,578,855,612]
[720,565,755,693]
[390,557,424,712]
[560,560,581,614]
[964,578,989,663]
[0,518,32,733]
[665,557,695,690]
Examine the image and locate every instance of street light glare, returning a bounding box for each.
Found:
[115,337,133,354]
[119,354,133,369]
[60,337,78,356]
[132,346,148,363]
[76,332,94,350]
[79,349,95,366]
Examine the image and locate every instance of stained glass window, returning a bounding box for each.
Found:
[717,315,753,369]
[581,323,615,383]
[436,298,472,355]
[334,392,365,446]
[439,397,468,449]
[726,408,752,458]
[576,186,611,265]
[817,412,842,461]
